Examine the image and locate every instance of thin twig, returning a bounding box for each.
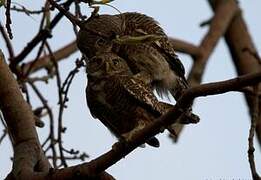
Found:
[21,83,31,105]
[10,0,74,69]
[22,40,77,75]
[47,153,89,161]
[39,1,50,31]
[45,41,68,167]
[0,112,8,144]
[24,40,46,77]
[5,0,13,39]
[26,73,55,83]
[0,21,14,59]
[0,129,7,145]
[199,17,212,27]
[0,112,13,146]
[29,82,58,168]
[48,0,82,27]
[248,85,261,180]
[11,5,46,15]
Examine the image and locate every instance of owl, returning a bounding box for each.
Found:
[86,52,184,147]
[77,12,199,124]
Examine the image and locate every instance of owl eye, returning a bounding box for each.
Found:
[96,38,107,47]
[112,59,120,66]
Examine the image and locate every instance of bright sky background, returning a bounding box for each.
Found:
[0,1,261,179]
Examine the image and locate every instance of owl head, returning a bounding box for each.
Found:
[86,52,131,77]
[77,14,123,58]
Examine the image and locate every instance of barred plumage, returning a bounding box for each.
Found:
[77,12,187,99]
[86,53,182,147]
[78,12,200,141]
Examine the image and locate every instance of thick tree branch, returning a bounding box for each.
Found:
[1,50,115,180]
[209,0,261,146]
[0,50,50,179]
[173,0,239,138]
[43,71,261,178]
[188,0,238,86]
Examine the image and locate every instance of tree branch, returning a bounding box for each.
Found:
[168,37,202,58]
[2,46,260,179]
[188,0,238,86]
[0,22,14,59]
[248,85,261,180]
[1,49,114,180]
[9,0,75,71]
[173,0,239,138]
[209,0,261,146]
[0,50,50,179]
[45,71,261,179]
[22,41,77,75]
[22,38,197,75]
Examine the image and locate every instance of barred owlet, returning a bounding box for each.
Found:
[77,12,199,124]
[86,52,182,147]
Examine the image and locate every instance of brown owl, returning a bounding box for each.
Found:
[86,52,183,147]
[77,12,199,125]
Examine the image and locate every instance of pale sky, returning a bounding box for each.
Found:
[0,1,260,179]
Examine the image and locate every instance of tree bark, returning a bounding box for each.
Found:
[0,50,50,179]
[208,0,261,146]
[173,0,239,138]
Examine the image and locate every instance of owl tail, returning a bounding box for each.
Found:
[146,137,160,147]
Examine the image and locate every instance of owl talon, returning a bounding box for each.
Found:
[179,112,200,124]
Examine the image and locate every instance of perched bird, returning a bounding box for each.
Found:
[77,13,199,127]
[77,12,188,100]
[86,52,182,147]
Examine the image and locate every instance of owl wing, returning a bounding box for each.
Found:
[119,76,183,138]
[120,12,186,78]
[155,39,186,78]
[118,75,165,117]
[120,12,165,36]
[86,82,125,137]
